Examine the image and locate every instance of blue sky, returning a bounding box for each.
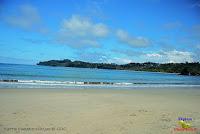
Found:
[0,0,200,64]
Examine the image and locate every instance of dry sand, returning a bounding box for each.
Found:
[0,88,200,134]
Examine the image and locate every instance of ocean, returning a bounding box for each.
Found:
[0,63,200,89]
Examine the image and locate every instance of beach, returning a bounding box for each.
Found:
[0,87,200,134]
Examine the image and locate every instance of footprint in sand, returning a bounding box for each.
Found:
[129,109,148,117]
[138,109,148,113]
[129,113,136,116]
[161,113,171,122]
[161,125,171,129]
[12,111,27,119]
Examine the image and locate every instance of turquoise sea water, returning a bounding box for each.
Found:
[0,63,200,88]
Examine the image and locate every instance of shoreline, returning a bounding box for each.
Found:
[1,79,200,89]
[0,86,200,90]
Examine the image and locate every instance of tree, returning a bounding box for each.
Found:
[180,67,189,75]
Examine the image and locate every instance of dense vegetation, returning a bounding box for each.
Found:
[37,59,200,76]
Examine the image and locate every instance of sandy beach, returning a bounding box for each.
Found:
[0,88,200,134]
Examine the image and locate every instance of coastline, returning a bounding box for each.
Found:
[1,63,200,89]
[37,59,200,76]
[1,81,200,89]
[0,87,200,134]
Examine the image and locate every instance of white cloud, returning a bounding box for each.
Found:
[3,4,48,33]
[145,50,194,63]
[58,15,109,48]
[163,50,193,63]
[75,50,133,64]
[116,29,150,47]
[146,53,162,57]
[75,51,108,63]
[4,4,39,29]
[112,49,145,57]
[107,57,133,64]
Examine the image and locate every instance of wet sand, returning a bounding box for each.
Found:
[0,88,200,134]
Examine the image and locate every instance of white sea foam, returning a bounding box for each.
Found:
[0,79,200,89]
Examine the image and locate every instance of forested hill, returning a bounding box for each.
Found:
[37,59,200,76]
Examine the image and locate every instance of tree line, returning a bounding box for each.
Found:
[37,59,200,76]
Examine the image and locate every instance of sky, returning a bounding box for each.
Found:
[0,0,200,64]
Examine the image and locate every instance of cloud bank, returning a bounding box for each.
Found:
[146,50,194,63]
[3,4,48,33]
[57,15,109,48]
[116,29,150,47]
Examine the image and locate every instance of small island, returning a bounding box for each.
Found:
[37,59,200,76]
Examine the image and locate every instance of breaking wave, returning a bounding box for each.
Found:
[0,79,200,88]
